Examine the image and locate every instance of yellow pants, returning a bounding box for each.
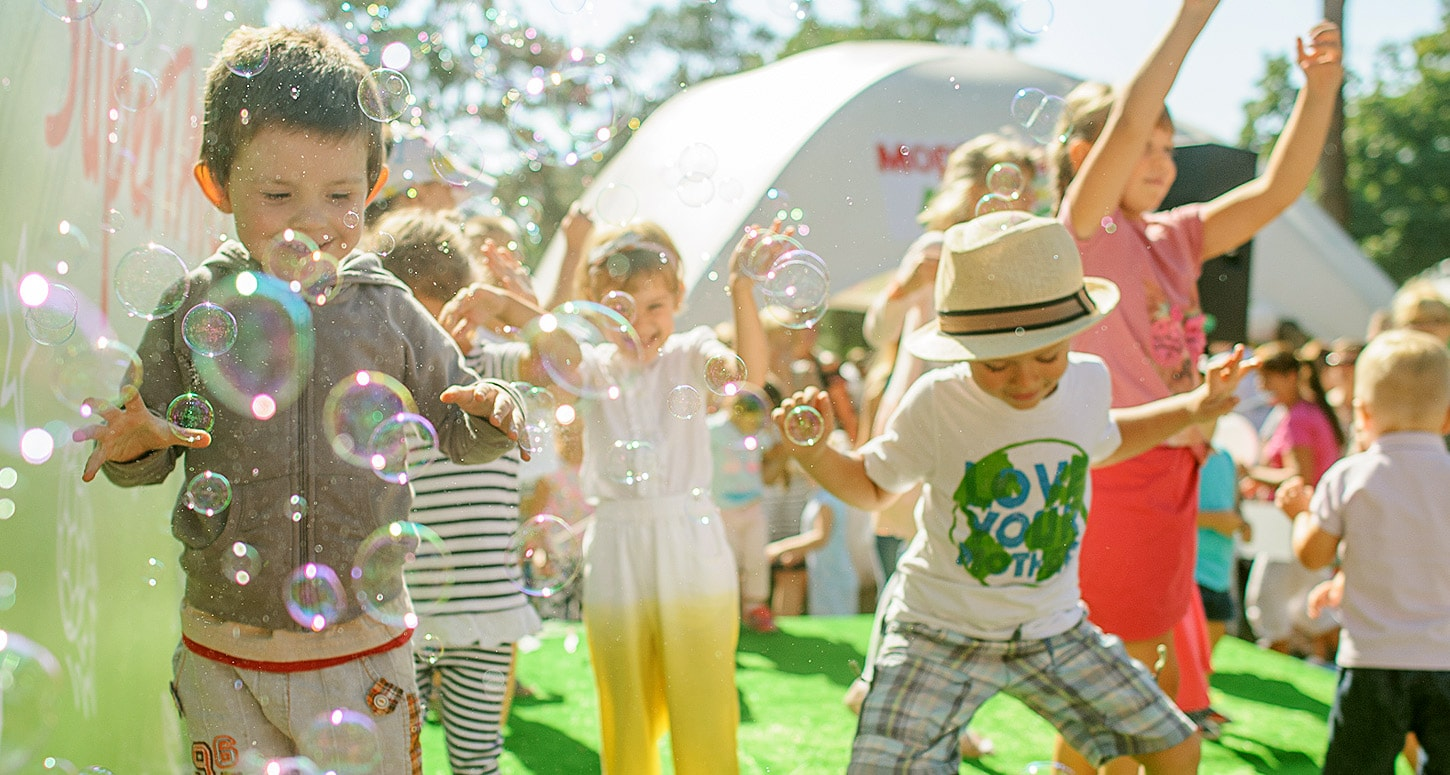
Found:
[584,494,741,775]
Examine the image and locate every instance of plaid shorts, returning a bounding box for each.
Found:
[850,617,1196,772]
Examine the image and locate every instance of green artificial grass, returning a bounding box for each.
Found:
[421,615,1412,774]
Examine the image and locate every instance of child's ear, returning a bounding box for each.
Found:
[1440,405,1450,435]
[366,165,390,206]
[193,162,231,213]
[1067,138,1092,174]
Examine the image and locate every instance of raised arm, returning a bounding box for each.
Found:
[862,233,940,349]
[544,201,595,309]
[771,386,901,512]
[1199,23,1344,259]
[1063,0,1218,237]
[728,225,783,387]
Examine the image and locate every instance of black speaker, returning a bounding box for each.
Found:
[1162,143,1258,345]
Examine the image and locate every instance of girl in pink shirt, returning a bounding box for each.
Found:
[1049,2,1343,771]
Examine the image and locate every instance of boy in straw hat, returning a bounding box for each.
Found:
[771,211,1254,772]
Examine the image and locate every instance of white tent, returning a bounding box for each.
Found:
[534,40,1395,342]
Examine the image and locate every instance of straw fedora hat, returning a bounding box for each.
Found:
[907,211,1119,362]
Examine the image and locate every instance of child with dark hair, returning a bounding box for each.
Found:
[73,25,520,769]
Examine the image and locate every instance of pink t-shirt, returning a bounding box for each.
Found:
[1262,401,1341,486]
[1069,205,1207,409]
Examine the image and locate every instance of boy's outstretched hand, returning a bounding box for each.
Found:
[1191,344,1256,422]
[72,385,211,482]
[441,380,529,460]
[770,385,836,461]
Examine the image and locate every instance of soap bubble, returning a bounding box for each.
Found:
[352,521,450,627]
[0,630,63,774]
[666,385,704,420]
[506,515,582,597]
[782,405,825,446]
[114,243,187,319]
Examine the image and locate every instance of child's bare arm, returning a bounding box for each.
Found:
[1199,23,1343,258]
[727,224,784,387]
[766,501,833,567]
[771,386,900,513]
[72,385,210,482]
[1063,0,1218,238]
[1197,508,1244,537]
[1102,344,1254,466]
[1276,475,1341,569]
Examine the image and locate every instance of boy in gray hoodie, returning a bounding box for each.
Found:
[72,25,520,772]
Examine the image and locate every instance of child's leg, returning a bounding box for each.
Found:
[1399,671,1450,775]
[1323,667,1413,774]
[432,643,514,775]
[660,509,742,774]
[1013,620,1195,774]
[849,622,997,773]
[172,645,295,768]
[292,646,424,774]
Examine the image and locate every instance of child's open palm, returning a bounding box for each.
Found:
[72,385,210,482]
[1298,22,1344,89]
[440,380,528,459]
[1193,344,1256,421]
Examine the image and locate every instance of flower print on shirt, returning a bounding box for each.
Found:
[1145,283,1206,395]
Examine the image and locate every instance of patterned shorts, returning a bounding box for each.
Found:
[850,617,1196,772]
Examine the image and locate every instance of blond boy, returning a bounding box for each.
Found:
[1276,329,1450,773]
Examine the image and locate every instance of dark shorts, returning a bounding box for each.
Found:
[1197,584,1235,623]
[1324,666,1450,774]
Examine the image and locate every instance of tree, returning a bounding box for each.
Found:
[1342,13,1450,283]
[1317,0,1350,226]
[302,0,1016,270]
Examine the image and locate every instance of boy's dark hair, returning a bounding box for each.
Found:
[369,209,474,303]
[200,26,385,189]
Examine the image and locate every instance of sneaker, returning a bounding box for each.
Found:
[744,604,778,633]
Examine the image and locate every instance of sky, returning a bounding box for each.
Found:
[264,0,1446,142]
[508,0,1446,143]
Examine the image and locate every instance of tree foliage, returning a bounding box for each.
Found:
[1240,9,1450,283]
[1342,15,1450,283]
[299,0,1015,269]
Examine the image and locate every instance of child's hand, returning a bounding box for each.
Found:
[71,385,211,482]
[441,380,528,459]
[1237,516,1253,543]
[477,240,539,306]
[1275,475,1313,517]
[1306,572,1344,619]
[770,386,836,461]
[727,220,795,287]
[562,201,595,253]
[1190,344,1255,422]
[1298,22,1344,91]
[438,283,510,350]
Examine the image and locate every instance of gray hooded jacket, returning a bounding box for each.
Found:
[103,242,514,632]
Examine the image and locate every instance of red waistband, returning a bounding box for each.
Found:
[182,627,414,673]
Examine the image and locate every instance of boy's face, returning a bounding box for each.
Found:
[1121,123,1178,218]
[212,127,372,270]
[622,272,682,363]
[967,339,1071,410]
